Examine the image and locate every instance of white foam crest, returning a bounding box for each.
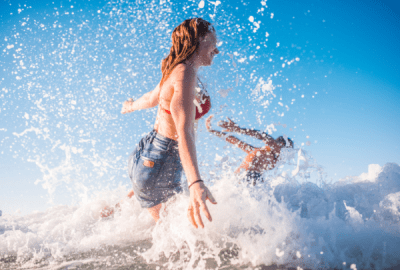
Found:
[0,188,153,260]
[1,162,400,268]
[141,178,312,268]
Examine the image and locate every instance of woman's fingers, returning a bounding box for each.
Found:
[226,117,237,127]
[121,99,134,114]
[199,201,212,222]
[121,101,128,114]
[206,115,214,130]
[193,203,204,228]
[206,189,217,204]
[187,206,197,228]
[217,120,227,128]
[121,103,126,114]
[198,188,216,223]
[188,184,216,229]
[219,119,235,129]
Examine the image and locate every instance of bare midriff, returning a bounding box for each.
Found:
[154,80,180,141]
[154,106,179,141]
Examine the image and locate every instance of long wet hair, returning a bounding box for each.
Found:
[160,18,215,87]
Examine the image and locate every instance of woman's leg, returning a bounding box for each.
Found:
[127,189,134,198]
[147,194,178,222]
[101,190,135,218]
[147,203,163,222]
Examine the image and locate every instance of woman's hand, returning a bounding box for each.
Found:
[121,98,134,114]
[205,115,214,131]
[187,181,217,229]
[218,117,238,132]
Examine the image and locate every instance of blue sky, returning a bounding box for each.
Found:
[0,0,399,215]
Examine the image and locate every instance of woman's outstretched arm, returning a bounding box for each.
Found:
[206,115,255,153]
[218,117,275,145]
[121,83,160,114]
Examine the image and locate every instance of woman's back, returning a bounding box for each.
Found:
[155,63,195,140]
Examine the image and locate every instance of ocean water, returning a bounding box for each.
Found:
[1,158,400,269]
[1,0,399,269]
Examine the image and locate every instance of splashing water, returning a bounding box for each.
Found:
[1,157,400,269]
[1,0,399,269]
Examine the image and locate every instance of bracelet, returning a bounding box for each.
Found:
[188,179,204,189]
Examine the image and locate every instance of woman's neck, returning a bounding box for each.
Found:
[185,54,201,71]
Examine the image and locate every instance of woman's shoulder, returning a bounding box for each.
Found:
[170,63,196,80]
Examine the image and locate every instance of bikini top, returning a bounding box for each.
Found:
[162,79,211,120]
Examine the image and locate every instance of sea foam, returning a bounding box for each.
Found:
[1,160,399,269]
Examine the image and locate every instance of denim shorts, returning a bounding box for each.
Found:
[128,130,183,208]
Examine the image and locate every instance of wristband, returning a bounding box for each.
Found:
[188,179,204,189]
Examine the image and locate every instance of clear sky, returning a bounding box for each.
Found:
[1,0,399,215]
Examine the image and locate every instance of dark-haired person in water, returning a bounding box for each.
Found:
[206,116,294,185]
[107,18,219,228]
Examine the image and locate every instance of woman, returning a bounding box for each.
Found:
[120,18,218,229]
[206,116,294,185]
